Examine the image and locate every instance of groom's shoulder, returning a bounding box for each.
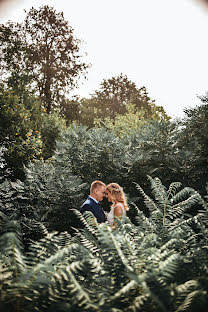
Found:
[81,197,93,209]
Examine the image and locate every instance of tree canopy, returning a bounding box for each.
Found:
[88,74,169,120]
[0,5,89,113]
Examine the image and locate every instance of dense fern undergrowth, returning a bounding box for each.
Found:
[0,174,208,312]
[0,124,208,311]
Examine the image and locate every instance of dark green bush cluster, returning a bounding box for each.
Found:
[0,159,87,239]
[54,115,208,193]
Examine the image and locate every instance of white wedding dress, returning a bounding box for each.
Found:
[106,203,126,226]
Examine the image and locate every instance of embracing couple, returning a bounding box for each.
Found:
[80,180,128,228]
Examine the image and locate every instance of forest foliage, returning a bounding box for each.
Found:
[0,177,208,311]
[0,4,208,312]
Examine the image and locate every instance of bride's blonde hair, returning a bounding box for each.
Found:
[106,183,128,211]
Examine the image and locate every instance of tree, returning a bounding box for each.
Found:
[78,98,100,127]
[59,96,81,126]
[177,93,208,192]
[94,102,171,137]
[0,86,42,180]
[88,74,169,120]
[94,103,147,137]
[0,5,89,113]
[0,85,65,180]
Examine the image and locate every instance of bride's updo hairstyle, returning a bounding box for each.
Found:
[106,183,128,211]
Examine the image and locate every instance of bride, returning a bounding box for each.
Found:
[105,183,129,228]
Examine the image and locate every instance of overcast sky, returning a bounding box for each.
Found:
[0,0,208,118]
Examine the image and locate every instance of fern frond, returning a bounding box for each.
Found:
[198,208,208,227]
[104,224,134,273]
[170,187,199,205]
[26,231,61,267]
[147,176,166,202]
[74,231,100,255]
[133,203,155,232]
[128,293,150,312]
[4,243,95,311]
[168,193,203,220]
[159,238,182,251]
[113,218,145,272]
[168,215,200,232]
[176,290,207,312]
[111,280,138,300]
[127,271,168,312]
[51,264,99,311]
[0,260,13,283]
[55,231,72,248]
[176,279,198,294]
[158,253,179,280]
[0,221,26,277]
[0,211,8,223]
[167,182,182,200]
[134,183,162,217]
[72,209,98,235]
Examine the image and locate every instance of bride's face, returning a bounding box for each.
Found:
[106,190,112,202]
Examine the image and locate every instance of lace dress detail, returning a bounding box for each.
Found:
[106,203,126,226]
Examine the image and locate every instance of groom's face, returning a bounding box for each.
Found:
[95,186,106,202]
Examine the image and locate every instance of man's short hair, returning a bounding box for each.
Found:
[90,180,106,193]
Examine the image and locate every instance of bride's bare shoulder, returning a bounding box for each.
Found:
[114,203,124,214]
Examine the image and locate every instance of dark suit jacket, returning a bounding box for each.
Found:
[80,197,106,223]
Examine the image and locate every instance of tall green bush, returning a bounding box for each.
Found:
[54,122,184,202]
[0,86,66,180]
[178,96,208,193]
[21,160,87,233]
[0,87,42,180]
[54,124,129,186]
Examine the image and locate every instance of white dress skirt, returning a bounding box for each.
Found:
[106,203,126,226]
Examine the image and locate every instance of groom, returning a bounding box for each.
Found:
[80,180,106,223]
